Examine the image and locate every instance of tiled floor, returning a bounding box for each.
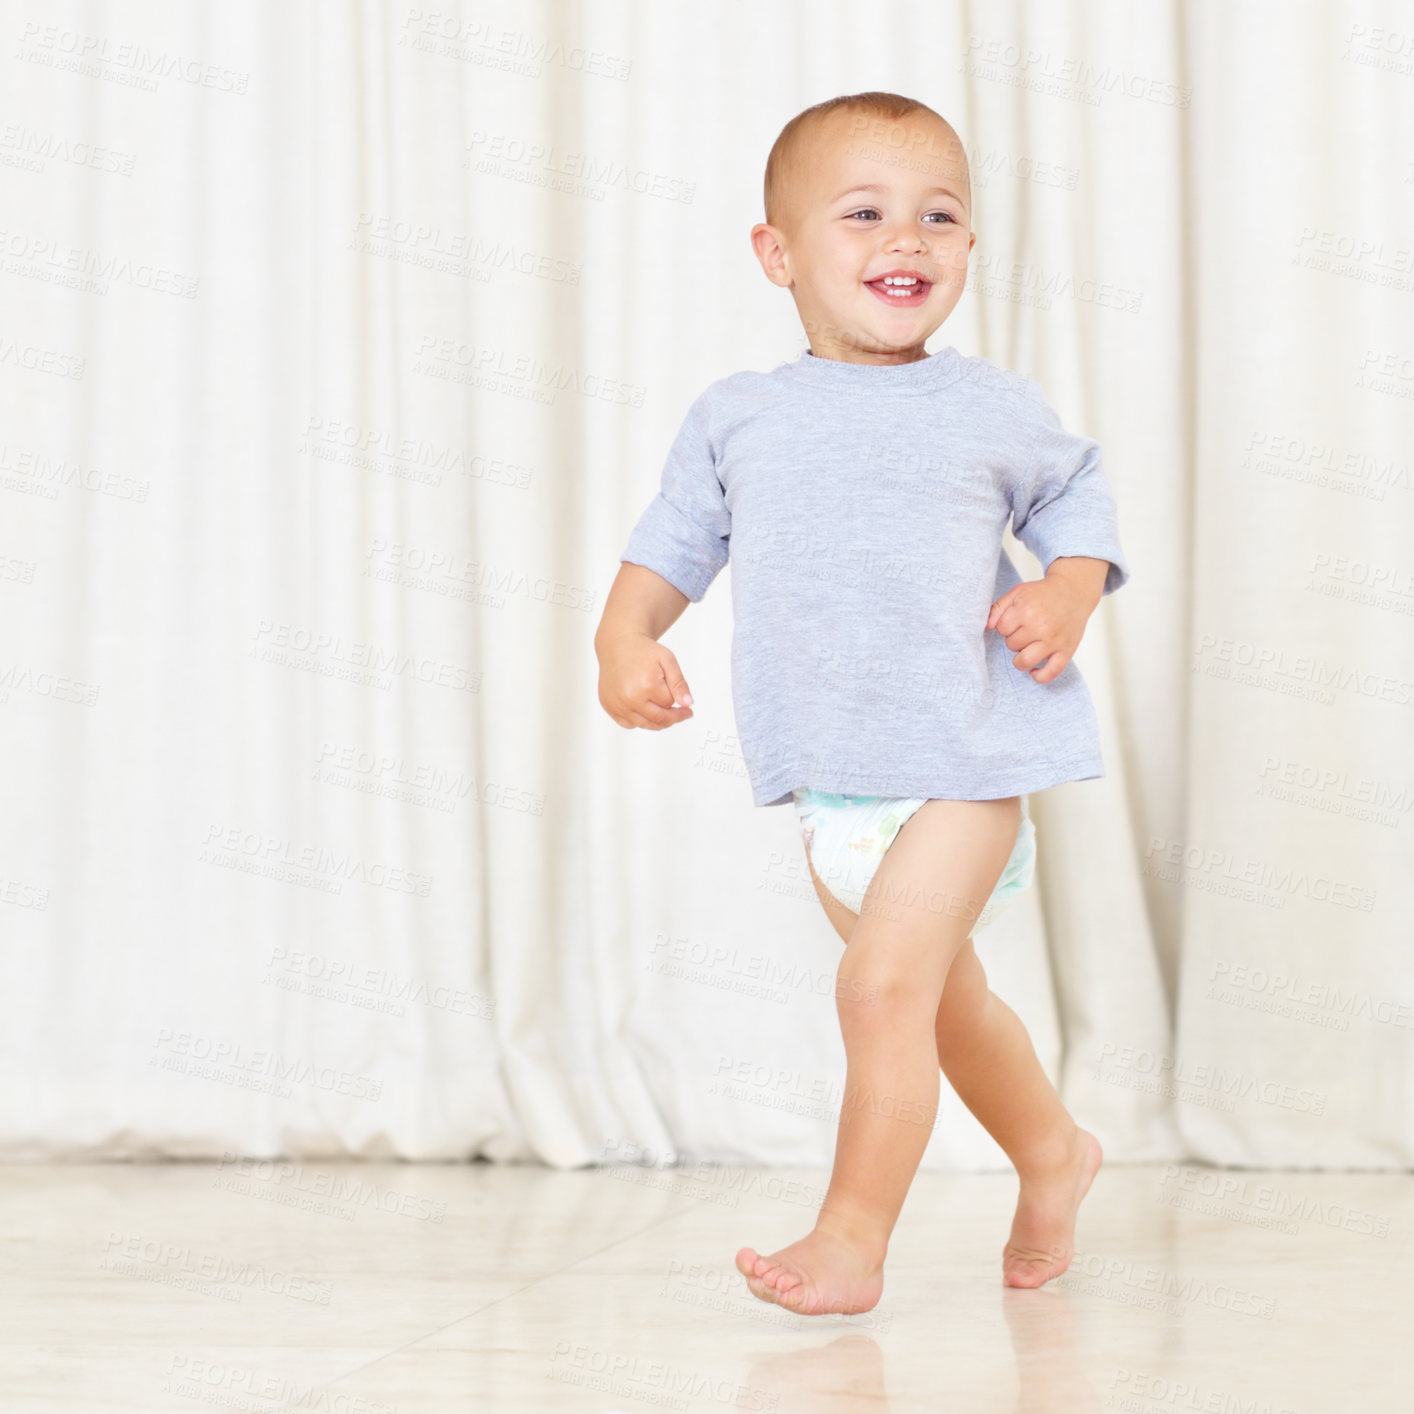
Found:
[0,1157,1403,1410]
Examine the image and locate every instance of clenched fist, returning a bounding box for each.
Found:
[986,556,1109,684]
[597,633,696,730]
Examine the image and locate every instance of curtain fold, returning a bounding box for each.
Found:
[1,0,1406,1169]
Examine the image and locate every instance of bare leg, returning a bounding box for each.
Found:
[735,795,1021,1315]
[934,939,1103,1286]
[792,828,1102,1289]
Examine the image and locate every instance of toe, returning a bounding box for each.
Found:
[1002,1244,1069,1288]
[1003,1265,1045,1288]
[734,1246,759,1277]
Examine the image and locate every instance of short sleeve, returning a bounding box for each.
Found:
[1008,386,1130,596]
[620,389,731,602]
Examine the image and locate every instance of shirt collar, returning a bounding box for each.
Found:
[778,343,967,394]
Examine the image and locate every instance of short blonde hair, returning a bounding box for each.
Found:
[763,91,963,228]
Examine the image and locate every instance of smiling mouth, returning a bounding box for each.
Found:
[865,275,931,305]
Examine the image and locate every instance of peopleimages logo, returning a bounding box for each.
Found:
[1093,1042,1327,1116]
[15,21,250,93]
[249,619,479,693]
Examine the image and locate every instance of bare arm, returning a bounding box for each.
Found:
[594,561,698,728]
[594,560,691,650]
[1044,553,1110,608]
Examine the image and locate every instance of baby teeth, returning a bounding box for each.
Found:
[874,275,923,296]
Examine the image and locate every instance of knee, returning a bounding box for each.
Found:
[837,965,939,1033]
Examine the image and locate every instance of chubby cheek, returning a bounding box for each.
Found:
[936,244,973,277]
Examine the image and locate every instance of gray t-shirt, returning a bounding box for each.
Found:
[620,344,1131,808]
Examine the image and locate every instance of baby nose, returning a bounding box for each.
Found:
[883,228,925,250]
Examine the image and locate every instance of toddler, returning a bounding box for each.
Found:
[594,91,1129,1316]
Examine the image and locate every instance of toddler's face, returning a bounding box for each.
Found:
[752,108,975,363]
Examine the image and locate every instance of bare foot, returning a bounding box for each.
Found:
[735,1225,885,1316]
[1002,1126,1103,1288]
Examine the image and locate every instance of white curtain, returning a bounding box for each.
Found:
[1,0,1408,1170]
